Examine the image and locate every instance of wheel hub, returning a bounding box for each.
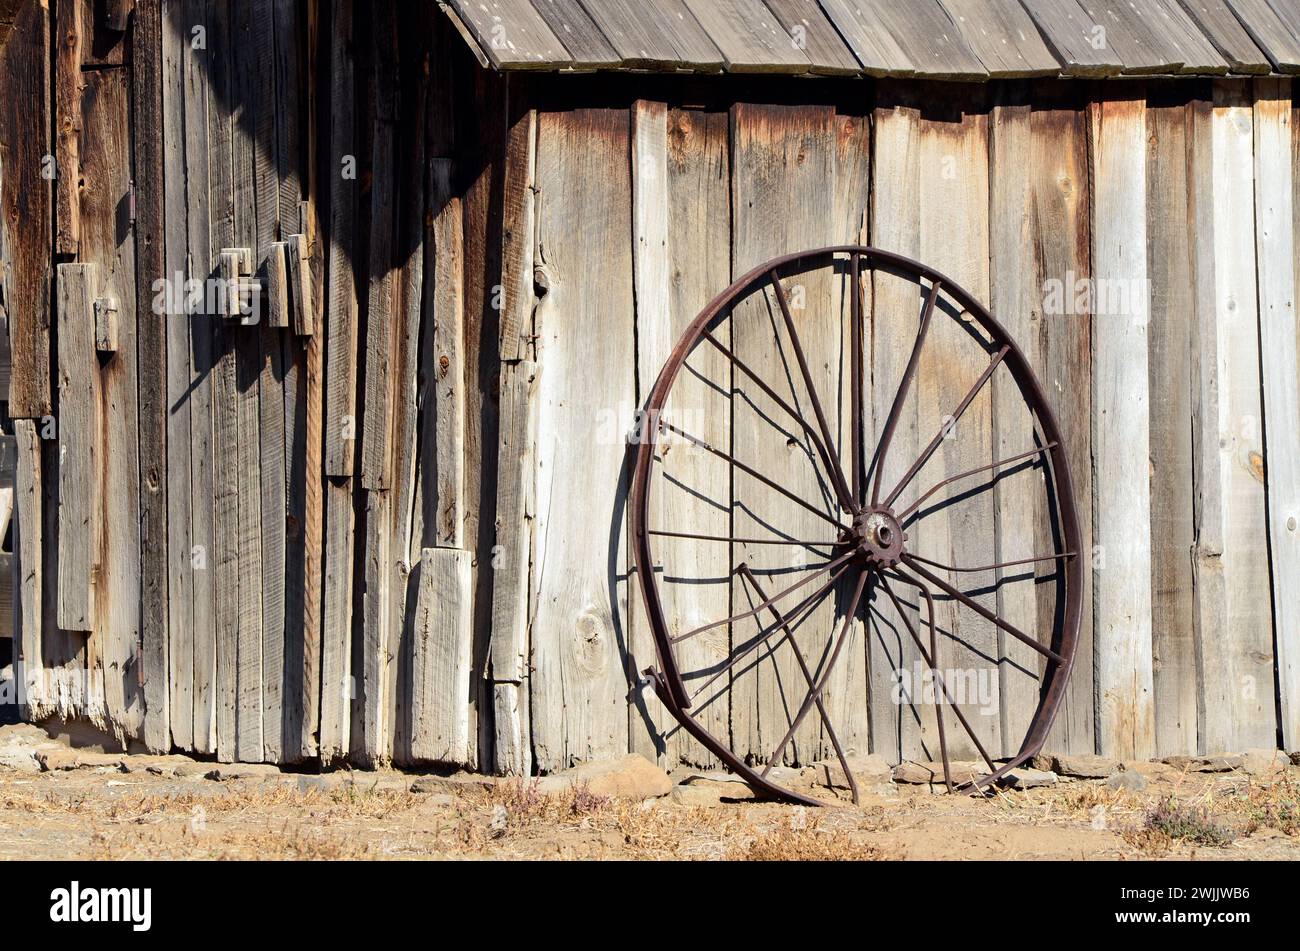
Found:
[853,506,904,567]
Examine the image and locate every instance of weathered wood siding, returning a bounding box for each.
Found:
[3,2,1299,768]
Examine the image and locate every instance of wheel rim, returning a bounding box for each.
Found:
[631,246,1083,805]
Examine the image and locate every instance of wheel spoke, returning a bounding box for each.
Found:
[760,569,869,776]
[850,253,864,506]
[882,345,1009,510]
[871,280,942,505]
[660,421,847,532]
[649,529,838,554]
[899,555,1065,665]
[688,564,845,702]
[898,443,1057,523]
[878,574,997,774]
[906,550,1077,574]
[767,271,857,515]
[740,564,861,805]
[702,330,855,515]
[671,550,857,645]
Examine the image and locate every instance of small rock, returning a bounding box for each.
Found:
[670,783,740,807]
[174,762,215,779]
[813,753,893,790]
[1120,760,1176,778]
[204,763,284,781]
[538,754,672,800]
[36,749,125,772]
[892,760,985,786]
[409,774,495,795]
[1106,771,1148,793]
[1242,748,1288,777]
[1161,753,1243,773]
[680,776,757,801]
[1000,768,1058,789]
[1048,753,1119,779]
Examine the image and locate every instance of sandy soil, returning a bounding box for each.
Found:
[2,736,1298,860]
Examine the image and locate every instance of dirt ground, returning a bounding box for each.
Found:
[1,726,1298,860]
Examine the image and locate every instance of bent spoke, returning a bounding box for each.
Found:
[661,421,847,532]
[872,280,942,505]
[741,564,861,805]
[672,550,857,645]
[767,271,858,515]
[899,555,1065,665]
[760,569,869,776]
[879,575,997,774]
[688,564,846,702]
[883,345,1009,510]
[703,330,855,515]
[898,443,1057,523]
[906,550,1077,575]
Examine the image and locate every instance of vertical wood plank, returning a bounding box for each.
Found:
[1253,78,1300,749]
[660,106,731,768]
[13,420,45,718]
[56,263,100,634]
[488,358,536,775]
[1090,94,1156,760]
[324,0,359,478]
[231,0,264,761]
[825,105,871,760]
[915,87,999,761]
[531,107,635,770]
[162,0,194,751]
[989,85,1044,756]
[870,86,932,764]
[409,547,474,763]
[360,0,397,492]
[629,99,671,767]
[183,0,216,755]
[0,0,52,419]
[1189,82,1277,753]
[80,65,143,741]
[206,0,239,763]
[319,476,354,762]
[1031,90,1096,757]
[730,101,837,767]
[297,0,326,761]
[54,0,83,255]
[430,161,466,549]
[1146,85,1199,755]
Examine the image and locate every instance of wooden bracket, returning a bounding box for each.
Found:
[266,241,290,328]
[219,247,257,323]
[93,296,119,353]
[286,233,314,336]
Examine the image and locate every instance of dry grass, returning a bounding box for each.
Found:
[1211,775,1300,837]
[1122,796,1236,853]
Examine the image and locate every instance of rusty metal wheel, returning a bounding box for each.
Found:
[631,246,1082,805]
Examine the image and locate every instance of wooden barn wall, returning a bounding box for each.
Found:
[2,1,1299,771]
